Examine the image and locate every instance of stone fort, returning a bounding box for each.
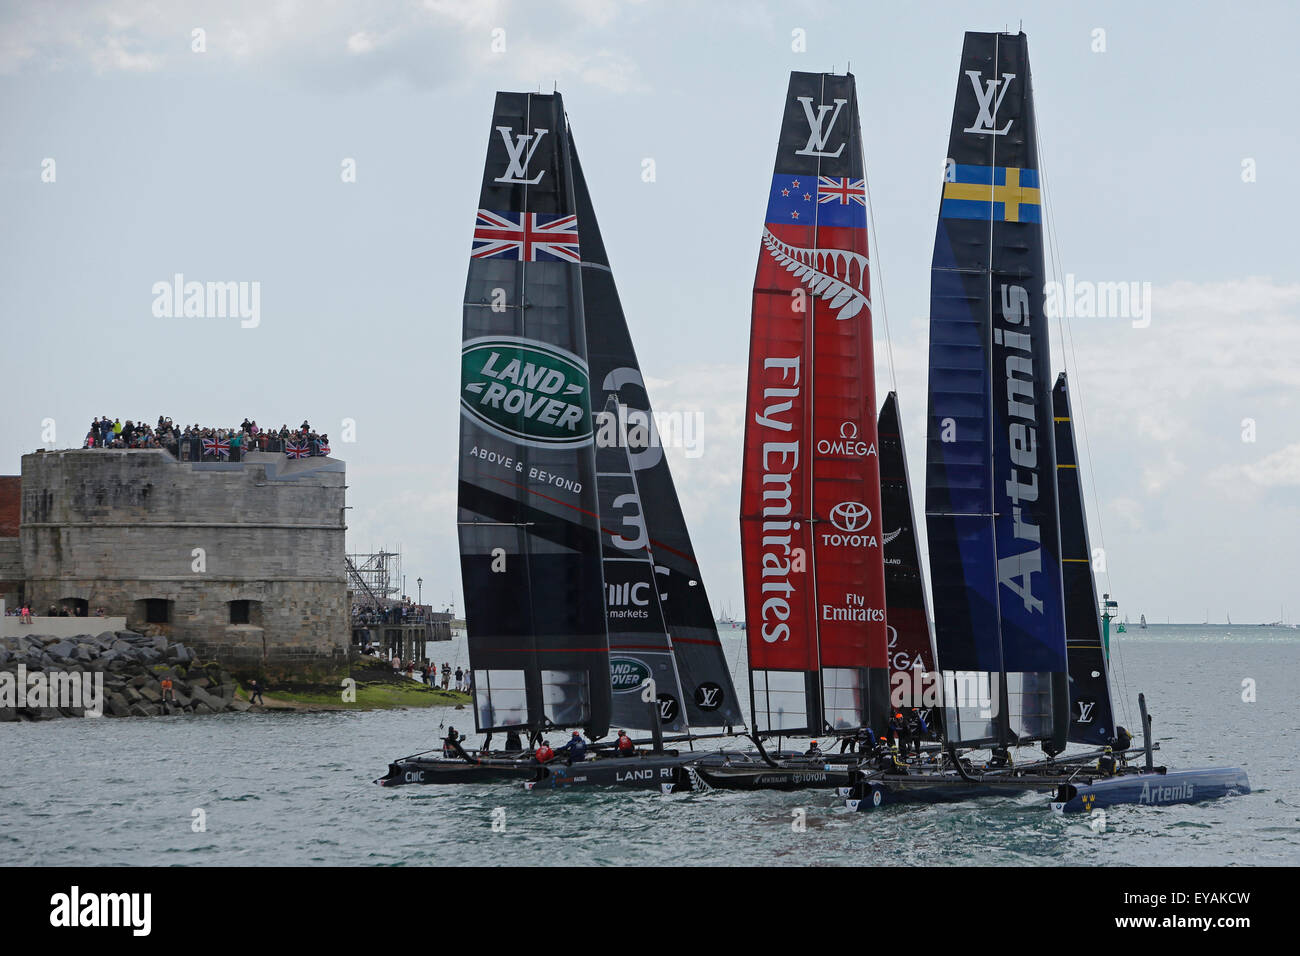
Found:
[0,448,348,673]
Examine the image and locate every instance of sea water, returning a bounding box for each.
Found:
[1,625,1296,866]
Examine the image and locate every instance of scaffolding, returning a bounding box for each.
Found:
[346,548,402,608]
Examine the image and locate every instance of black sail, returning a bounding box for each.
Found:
[570,138,744,730]
[925,32,1069,751]
[878,392,938,707]
[458,92,610,739]
[595,396,690,734]
[1053,373,1117,746]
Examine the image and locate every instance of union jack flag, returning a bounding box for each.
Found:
[471,209,580,263]
[315,441,330,456]
[286,442,308,459]
[817,177,866,207]
[202,437,230,459]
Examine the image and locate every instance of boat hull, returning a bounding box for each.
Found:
[1050,767,1250,813]
[377,752,702,791]
[523,754,696,792]
[691,761,856,791]
[376,756,541,787]
[843,775,1037,810]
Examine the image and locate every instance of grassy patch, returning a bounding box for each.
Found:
[264,681,470,710]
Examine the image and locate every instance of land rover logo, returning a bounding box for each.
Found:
[610,657,651,693]
[694,682,724,711]
[461,336,593,448]
[829,500,871,533]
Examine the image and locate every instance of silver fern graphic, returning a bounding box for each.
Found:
[882,527,903,546]
[762,228,871,320]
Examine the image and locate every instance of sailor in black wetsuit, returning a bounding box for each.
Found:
[840,727,872,754]
[1113,726,1133,753]
[987,747,1012,769]
[1097,746,1117,776]
[804,740,823,758]
[888,712,907,755]
[442,727,474,762]
[504,730,524,752]
[907,708,930,756]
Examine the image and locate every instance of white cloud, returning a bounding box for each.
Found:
[1212,442,1300,491]
[346,31,377,56]
[0,0,649,94]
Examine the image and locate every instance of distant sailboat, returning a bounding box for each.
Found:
[1139,614,1148,629]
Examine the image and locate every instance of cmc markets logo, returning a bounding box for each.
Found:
[461,336,592,448]
[694,682,724,712]
[610,657,651,693]
[816,421,877,458]
[829,500,871,533]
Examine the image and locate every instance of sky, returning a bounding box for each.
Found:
[1,0,1297,626]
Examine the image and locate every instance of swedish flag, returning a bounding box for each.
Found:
[942,165,1041,223]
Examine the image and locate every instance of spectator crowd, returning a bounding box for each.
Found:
[82,416,332,461]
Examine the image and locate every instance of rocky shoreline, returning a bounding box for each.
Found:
[0,630,249,721]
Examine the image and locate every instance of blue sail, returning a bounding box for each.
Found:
[925,32,1069,751]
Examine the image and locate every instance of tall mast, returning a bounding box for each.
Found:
[458,92,611,740]
[924,33,1070,753]
[741,72,887,736]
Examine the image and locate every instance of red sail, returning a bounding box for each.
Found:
[741,72,887,735]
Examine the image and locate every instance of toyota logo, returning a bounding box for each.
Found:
[829,500,871,532]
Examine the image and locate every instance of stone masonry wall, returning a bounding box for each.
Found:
[19,449,348,673]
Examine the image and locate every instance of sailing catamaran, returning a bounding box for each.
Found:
[692,70,891,791]
[382,40,1251,814]
[379,90,740,791]
[843,31,1249,813]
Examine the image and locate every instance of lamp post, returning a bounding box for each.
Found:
[417,577,423,606]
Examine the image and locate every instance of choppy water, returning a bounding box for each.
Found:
[2,625,1296,866]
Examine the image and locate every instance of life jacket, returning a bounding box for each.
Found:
[535,745,554,763]
[616,734,633,751]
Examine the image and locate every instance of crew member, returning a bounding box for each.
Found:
[805,739,823,757]
[907,708,929,756]
[555,730,588,766]
[534,739,556,764]
[1097,746,1117,776]
[443,726,473,762]
[504,730,524,752]
[1113,726,1133,753]
[614,730,635,757]
[888,711,907,754]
